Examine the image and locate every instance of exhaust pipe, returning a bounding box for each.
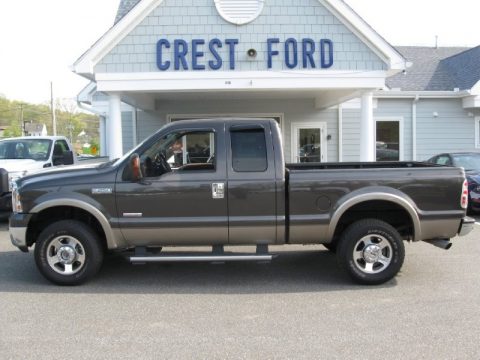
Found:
[423,239,452,250]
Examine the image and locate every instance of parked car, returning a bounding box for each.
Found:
[427,152,480,212]
[0,136,76,216]
[9,119,473,286]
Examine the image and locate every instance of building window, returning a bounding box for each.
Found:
[376,118,403,161]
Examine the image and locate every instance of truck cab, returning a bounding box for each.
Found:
[0,136,76,214]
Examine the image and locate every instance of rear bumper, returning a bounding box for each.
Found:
[458,216,475,237]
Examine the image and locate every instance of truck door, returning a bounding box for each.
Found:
[226,123,277,244]
[115,123,228,246]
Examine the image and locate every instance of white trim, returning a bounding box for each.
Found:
[320,0,405,71]
[73,0,166,75]
[375,116,404,161]
[96,70,387,93]
[72,0,405,76]
[475,117,480,149]
[374,90,470,99]
[463,95,480,109]
[214,0,265,25]
[291,122,328,163]
[97,70,387,81]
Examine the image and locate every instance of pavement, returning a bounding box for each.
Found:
[0,218,479,359]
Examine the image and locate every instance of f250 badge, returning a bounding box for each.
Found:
[92,188,113,194]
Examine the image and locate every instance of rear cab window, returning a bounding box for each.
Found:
[230,128,268,172]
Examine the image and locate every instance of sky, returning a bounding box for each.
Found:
[0,0,479,105]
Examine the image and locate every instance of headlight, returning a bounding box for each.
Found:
[12,182,23,213]
[474,185,480,193]
[8,171,27,191]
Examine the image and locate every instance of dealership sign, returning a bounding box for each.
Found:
[156,38,334,71]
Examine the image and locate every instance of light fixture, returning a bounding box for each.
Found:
[247,48,257,58]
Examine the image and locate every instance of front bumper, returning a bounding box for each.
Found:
[458,216,475,237]
[9,213,32,252]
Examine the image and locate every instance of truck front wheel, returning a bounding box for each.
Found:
[34,220,104,285]
[337,219,405,285]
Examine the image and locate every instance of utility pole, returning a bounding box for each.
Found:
[51,82,57,135]
[19,104,25,136]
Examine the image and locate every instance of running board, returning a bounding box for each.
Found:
[129,245,273,264]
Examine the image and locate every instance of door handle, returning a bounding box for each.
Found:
[212,183,225,199]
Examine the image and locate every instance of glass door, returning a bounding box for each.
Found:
[292,123,326,163]
[376,120,401,161]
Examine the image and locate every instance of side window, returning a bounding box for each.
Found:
[139,130,215,178]
[436,155,451,166]
[231,128,267,172]
[54,140,68,155]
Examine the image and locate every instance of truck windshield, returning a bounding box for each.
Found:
[0,139,52,161]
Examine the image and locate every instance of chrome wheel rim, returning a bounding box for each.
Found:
[353,234,392,274]
[46,236,86,275]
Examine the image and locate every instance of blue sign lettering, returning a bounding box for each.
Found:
[156,39,171,70]
[208,38,223,70]
[174,39,189,70]
[225,39,238,70]
[302,38,316,68]
[267,38,280,69]
[192,39,205,70]
[155,38,334,71]
[284,38,298,69]
[320,39,334,68]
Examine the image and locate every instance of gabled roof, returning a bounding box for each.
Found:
[387,46,480,91]
[73,0,406,76]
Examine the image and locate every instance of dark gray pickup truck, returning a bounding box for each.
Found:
[9,118,474,285]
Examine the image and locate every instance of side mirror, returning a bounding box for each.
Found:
[62,151,74,165]
[130,153,143,182]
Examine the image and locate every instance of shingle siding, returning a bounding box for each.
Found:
[97,0,387,73]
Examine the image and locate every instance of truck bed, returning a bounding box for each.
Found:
[285,161,465,244]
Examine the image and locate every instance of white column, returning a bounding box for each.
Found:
[107,94,123,160]
[99,116,107,157]
[360,92,375,161]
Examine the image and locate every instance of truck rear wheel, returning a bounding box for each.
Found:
[337,219,405,285]
[34,220,104,285]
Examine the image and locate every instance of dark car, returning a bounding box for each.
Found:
[427,152,480,212]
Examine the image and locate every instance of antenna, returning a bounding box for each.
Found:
[435,35,438,49]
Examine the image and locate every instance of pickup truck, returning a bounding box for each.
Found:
[0,136,76,216]
[8,118,474,285]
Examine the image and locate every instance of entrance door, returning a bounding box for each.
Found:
[292,123,326,163]
[376,119,402,161]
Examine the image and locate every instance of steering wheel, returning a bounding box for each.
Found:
[153,152,171,175]
[32,152,47,160]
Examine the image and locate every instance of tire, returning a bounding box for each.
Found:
[34,220,104,285]
[337,219,405,285]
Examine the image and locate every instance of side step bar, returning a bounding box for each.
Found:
[129,244,274,264]
[130,254,273,263]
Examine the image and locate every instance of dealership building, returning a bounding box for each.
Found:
[73,0,480,162]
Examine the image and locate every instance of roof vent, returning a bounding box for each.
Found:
[214,0,265,25]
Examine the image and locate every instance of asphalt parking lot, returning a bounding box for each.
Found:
[0,219,479,359]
